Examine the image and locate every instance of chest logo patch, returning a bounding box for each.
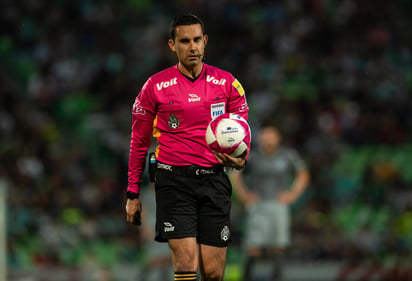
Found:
[168,114,180,129]
[188,94,201,102]
[210,102,226,119]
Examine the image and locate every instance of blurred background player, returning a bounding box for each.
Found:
[230,120,310,281]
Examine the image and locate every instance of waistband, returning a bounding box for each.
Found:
[156,162,225,177]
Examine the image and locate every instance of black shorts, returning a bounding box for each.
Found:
[154,168,232,247]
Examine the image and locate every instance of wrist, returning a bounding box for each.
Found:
[235,158,248,170]
[126,191,140,199]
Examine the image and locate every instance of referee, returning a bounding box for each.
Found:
[125,14,249,281]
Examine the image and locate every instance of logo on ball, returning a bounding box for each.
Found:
[205,113,251,157]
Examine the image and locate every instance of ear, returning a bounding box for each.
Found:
[168,39,176,52]
[204,34,208,46]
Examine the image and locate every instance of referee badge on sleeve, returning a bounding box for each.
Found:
[232,79,245,96]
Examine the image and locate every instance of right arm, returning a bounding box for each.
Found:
[126,79,156,225]
[125,116,153,225]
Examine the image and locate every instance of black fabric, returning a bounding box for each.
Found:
[156,161,225,177]
[154,169,232,247]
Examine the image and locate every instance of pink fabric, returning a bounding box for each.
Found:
[127,64,249,193]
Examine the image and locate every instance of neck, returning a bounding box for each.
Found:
[178,62,203,79]
[262,146,278,156]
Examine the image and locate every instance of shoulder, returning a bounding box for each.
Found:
[140,65,178,92]
[280,146,306,164]
[149,65,178,82]
[204,64,235,80]
[279,146,298,157]
[204,64,246,95]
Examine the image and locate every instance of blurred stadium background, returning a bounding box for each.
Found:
[2,0,412,280]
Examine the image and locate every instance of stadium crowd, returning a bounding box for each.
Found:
[1,0,412,280]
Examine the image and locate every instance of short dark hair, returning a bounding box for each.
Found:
[169,14,206,40]
[260,118,281,132]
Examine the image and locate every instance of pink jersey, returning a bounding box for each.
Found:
[127,64,249,193]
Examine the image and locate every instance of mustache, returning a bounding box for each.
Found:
[189,52,202,57]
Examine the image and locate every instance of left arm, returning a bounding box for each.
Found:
[216,77,249,168]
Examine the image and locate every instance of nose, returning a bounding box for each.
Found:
[189,40,197,51]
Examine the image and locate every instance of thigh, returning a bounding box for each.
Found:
[155,171,198,242]
[269,202,290,248]
[243,203,272,249]
[168,237,198,272]
[199,244,227,280]
[198,175,232,247]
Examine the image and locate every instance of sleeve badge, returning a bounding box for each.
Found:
[232,79,245,96]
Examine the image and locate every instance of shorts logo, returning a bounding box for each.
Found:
[221,226,230,241]
[168,114,180,129]
[164,222,175,232]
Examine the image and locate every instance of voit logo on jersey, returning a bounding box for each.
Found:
[156,78,177,90]
[206,75,226,85]
[188,94,201,102]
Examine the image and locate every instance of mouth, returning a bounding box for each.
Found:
[188,54,201,59]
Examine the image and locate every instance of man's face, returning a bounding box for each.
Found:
[259,127,281,153]
[168,24,208,69]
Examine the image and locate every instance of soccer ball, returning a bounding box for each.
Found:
[205,113,251,157]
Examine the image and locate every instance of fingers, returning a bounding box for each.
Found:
[127,211,142,226]
[126,199,142,226]
[215,152,246,169]
[214,153,224,164]
[133,213,142,226]
[215,153,238,163]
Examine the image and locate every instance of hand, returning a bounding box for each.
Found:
[215,152,247,169]
[277,191,298,205]
[242,191,259,207]
[126,198,142,226]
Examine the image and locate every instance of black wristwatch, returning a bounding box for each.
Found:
[126,191,140,199]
